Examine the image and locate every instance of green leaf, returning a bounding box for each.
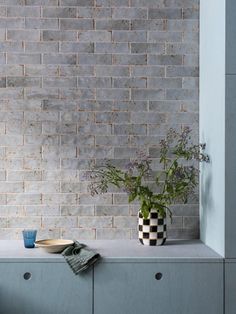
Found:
[128,193,136,203]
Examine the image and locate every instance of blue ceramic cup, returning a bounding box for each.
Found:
[22,229,37,248]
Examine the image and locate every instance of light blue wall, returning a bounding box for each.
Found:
[200,0,225,256]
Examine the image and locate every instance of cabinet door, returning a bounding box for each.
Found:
[0,262,92,314]
[94,262,223,314]
[225,262,236,314]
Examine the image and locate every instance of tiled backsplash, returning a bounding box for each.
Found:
[0,0,199,240]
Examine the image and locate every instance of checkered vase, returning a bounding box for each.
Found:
[138,209,167,246]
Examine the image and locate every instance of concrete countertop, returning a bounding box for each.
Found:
[0,240,223,263]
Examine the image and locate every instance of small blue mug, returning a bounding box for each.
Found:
[22,229,37,248]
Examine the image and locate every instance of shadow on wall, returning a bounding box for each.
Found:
[200,136,213,242]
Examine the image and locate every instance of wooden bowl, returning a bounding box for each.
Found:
[35,239,74,253]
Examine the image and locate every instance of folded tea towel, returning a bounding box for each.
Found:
[62,241,100,275]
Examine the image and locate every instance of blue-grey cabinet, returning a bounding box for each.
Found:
[0,259,224,314]
[0,262,92,314]
[225,261,236,314]
[94,262,223,314]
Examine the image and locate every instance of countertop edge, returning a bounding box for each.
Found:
[0,240,223,261]
[0,257,224,263]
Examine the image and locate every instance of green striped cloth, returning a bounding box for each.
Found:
[62,241,100,275]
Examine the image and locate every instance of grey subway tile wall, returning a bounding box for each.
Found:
[0,0,199,240]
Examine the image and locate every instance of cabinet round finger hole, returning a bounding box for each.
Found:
[23,272,32,280]
[155,272,163,280]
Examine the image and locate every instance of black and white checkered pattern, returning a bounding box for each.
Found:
[138,210,166,246]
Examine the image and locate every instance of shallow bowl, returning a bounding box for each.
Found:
[35,239,74,253]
